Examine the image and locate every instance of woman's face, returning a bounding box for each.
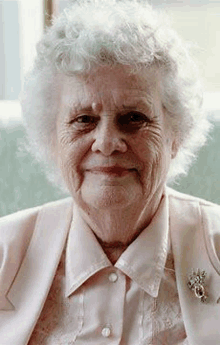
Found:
[56,65,176,211]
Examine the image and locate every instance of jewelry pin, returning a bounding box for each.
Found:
[187,269,208,303]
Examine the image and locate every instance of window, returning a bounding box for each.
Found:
[0,0,44,123]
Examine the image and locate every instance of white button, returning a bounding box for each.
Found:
[108,272,118,282]
[101,327,111,337]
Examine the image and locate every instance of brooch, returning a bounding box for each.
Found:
[187,269,208,303]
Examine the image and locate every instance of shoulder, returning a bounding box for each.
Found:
[0,198,73,306]
[167,186,220,210]
[0,197,73,248]
[167,188,220,277]
[167,186,220,232]
[0,197,73,272]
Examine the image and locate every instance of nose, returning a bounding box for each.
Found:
[91,117,127,156]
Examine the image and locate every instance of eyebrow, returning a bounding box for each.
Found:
[67,96,154,116]
[67,104,94,116]
[121,98,154,116]
[72,105,94,112]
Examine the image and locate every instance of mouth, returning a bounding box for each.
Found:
[86,166,137,177]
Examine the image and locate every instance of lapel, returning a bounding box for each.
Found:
[169,192,220,345]
[0,198,73,345]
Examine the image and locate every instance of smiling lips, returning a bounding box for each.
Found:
[86,166,136,177]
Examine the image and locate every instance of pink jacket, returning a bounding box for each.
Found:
[0,188,219,345]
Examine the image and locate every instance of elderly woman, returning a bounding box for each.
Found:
[0,0,219,344]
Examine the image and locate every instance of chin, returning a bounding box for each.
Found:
[80,184,142,210]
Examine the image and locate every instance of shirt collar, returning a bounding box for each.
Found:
[66,191,169,298]
[115,193,169,298]
[65,206,111,297]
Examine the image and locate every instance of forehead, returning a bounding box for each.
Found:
[60,65,161,109]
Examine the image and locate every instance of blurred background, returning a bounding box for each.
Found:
[0,0,219,216]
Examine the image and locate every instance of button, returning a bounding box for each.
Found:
[101,326,111,337]
[108,272,118,282]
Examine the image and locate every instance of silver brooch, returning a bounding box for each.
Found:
[187,269,208,303]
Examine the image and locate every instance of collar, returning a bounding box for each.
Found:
[115,193,169,297]
[65,207,111,297]
[66,192,169,298]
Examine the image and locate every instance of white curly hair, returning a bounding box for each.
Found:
[21,0,212,191]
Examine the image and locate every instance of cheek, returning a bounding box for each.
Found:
[57,128,90,191]
[130,126,170,188]
[131,124,164,163]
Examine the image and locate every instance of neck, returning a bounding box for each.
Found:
[95,238,128,264]
[78,187,165,263]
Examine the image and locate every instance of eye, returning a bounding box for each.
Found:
[69,115,99,132]
[128,112,148,123]
[118,111,151,132]
[74,115,97,124]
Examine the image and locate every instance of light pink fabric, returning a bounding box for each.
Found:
[1,189,220,344]
[29,195,188,344]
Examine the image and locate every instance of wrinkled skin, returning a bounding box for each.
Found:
[56,65,176,254]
